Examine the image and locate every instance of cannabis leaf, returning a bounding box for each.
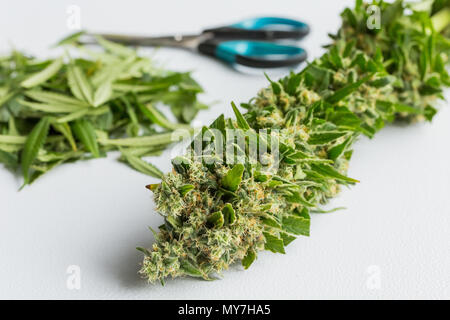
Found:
[0,35,206,186]
[221,164,245,192]
[21,117,51,186]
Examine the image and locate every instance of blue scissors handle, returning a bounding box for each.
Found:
[203,17,309,40]
[199,17,309,68]
[198,40,307,68]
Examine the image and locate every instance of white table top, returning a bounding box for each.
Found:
[1,0,449,299]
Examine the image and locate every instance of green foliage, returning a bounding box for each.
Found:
[207,211,224,228]
[139,0,450,283]
[241,249,257,269]
[222,203,236,225]
[72,119,100,158]
[21,117,50,185]
[221,164,245,192]
[0,36,205,187]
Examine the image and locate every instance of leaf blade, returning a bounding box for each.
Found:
[21,58,63,88]
[21,117,51,185]
[221,164,245,192]
[67,65,94,105]
[72,119,100,158]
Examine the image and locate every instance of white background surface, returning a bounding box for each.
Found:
[1,0,449,299]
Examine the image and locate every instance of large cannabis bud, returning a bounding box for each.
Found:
[139,0,450,284]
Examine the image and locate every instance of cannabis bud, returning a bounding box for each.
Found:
[139,0,450,284]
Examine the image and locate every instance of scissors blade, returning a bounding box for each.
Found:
[84,33,211,50]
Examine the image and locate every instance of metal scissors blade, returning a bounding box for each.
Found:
[83,33,212,50]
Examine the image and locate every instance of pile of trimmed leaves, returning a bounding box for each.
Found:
[0,35,205,187]
[139,0,450,284]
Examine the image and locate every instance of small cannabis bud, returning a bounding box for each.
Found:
[139,0,450,284]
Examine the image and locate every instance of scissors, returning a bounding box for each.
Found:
[84,17,309,68]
